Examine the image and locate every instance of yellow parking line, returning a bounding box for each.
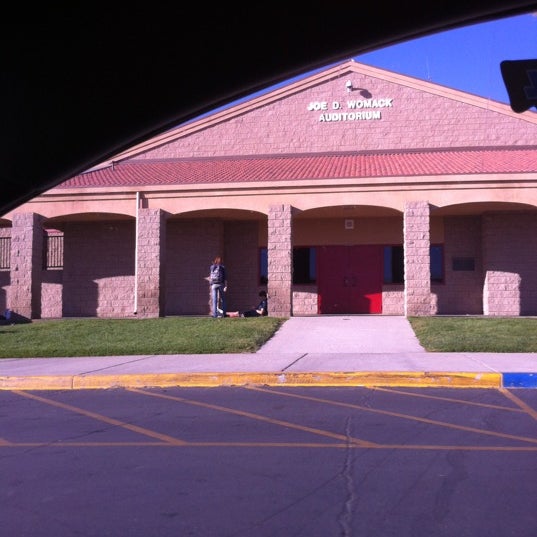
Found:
[372,386,524,412]
[247,386,537,445]
[12,390,187,445]
[2,441,537,451]
[1,441,350,448]
[129,387,378,447]
[7,388,536,451]
[375,444,537,451]
[2,442,168,447]
[500,388,537,421]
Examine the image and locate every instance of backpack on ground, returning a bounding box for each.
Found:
[210,264,224,284]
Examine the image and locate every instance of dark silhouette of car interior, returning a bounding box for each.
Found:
[1,2,536,216]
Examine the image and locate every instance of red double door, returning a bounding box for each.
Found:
[317,245,383,314]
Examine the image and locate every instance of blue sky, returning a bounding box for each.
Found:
[354,12,537,104]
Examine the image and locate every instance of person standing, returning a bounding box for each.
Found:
[209,256,227,317]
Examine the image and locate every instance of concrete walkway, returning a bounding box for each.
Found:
[1,316,536,390]
[257,315,426,354]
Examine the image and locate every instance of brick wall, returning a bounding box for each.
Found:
[484,271,521,316]
[292,287,318,315]
[165,220,221,315]
[62,221,135,317]
[41,270,63,318]
[437,216,483,314]
[224,221,261,312]
[382,285,404,315]
[165,219,261,315]
[483,213,537,315]
[135,72,537,160]
[0,272,8,314]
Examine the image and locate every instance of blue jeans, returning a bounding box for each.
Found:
[211,284,226,317]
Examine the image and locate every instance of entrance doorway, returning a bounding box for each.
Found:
[317,245,383,314]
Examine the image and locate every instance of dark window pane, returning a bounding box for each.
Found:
[259,248,268,284]
[430,245,444,282]
[293,247,316,284]
[384,245,404,283]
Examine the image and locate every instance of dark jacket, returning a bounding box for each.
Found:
[209,263,226,285]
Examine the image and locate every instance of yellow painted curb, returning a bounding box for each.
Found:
[0,375,75,390]
[1,371,502,390]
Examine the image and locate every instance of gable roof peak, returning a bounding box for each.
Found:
[86,57,535,171]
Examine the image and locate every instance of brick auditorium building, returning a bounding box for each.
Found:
[1,59,537,320]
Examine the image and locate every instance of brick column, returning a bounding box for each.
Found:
[267,204,293,317]
[9,212,44,320]
[135,208,167,318]
[404,201,433,316]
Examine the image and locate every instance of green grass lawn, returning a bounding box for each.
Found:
[408,316,537,352]
[0,317,285,358]
[1,316,537,358]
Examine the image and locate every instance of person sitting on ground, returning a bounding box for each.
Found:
[226,291,268,317]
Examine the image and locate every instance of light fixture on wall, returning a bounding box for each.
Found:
[345,80,372,98]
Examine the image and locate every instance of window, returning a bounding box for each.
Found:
[43,232,64,270]
[0,234,64,271]
[430,245,444,282]
[259,248,268,284]
[259,247,317,284]
[383,244,444,283]
[293,247,316,284]
[383,245,404,284]
[0,237,10,271]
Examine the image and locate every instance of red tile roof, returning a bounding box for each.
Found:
[59,148,537,188]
